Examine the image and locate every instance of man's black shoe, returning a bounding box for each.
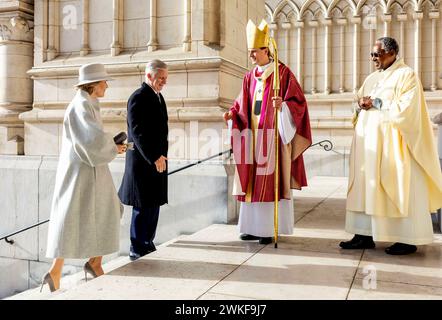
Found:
[339,234,375,249]
[240,234,260,241]
[385,242,417,255]
[259,237,272,245]
[129,251,142,261]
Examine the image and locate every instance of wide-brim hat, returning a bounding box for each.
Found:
[75,63,114,87]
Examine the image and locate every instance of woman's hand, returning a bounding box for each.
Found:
[117,144,127,154]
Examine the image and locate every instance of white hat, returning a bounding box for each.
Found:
[75,63,113,87]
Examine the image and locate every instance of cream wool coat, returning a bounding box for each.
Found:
[347,58,442,219]
[46,90,122,259]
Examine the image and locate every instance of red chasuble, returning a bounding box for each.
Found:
[230,62,312,203]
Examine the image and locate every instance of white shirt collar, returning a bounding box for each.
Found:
[257,61,272,73]
[145,82,160,95]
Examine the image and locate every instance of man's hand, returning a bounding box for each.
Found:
[272,96,283,111]
[117,144,127,154]
[223,111,233,123]
[358,96,373,110]
[155,155,168,173]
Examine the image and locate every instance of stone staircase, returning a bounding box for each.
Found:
[6,177,442,300]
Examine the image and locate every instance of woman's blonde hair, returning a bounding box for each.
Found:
[76,81,101,95]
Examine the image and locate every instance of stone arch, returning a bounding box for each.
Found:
[356,0,388,15]
[265,3,274,22]
[389,1,406,13]
[387,0,418,12]
[300,0,328,18]
[273,0,301,21]
[327,0,357,17]
[419,0,439,10]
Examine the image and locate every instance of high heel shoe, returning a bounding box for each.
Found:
[83,262,99,282]
[40,272,56,293]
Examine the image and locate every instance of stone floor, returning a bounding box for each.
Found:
[8,177,442,300]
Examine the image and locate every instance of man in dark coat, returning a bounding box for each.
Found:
[119,59,169,261]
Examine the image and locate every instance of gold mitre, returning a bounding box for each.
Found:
[247,19,270,49]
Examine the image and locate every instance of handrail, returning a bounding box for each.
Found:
[0,140,333,244]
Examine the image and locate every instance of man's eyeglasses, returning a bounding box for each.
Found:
[370,52,384,58]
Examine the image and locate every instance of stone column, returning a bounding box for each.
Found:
[429,11,439,91]
[414,11,423,78]
[323,18,332,95]
[281,21,291,66]
[80,0,89,56]
[183,0,191,52]
[309,20,318,94]
[351,16,361,94]
[0,12,34,154]
[147,0,158,52]
[294,20,304,87]
[269,22,277,40]
[397,13,407,59]
[337,18,347,93]
[368,16,376,74]
[383,13,391,36]
[111,0,122,56]
[47,0,59,60]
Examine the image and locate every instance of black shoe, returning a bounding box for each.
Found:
[240,234,260,241]
[145,247,157,255]
[259,237,272,245]
[385,243,417,255]
[339,234,375,249]
[129,251,141,261]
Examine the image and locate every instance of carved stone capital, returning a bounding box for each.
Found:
[0,16,33,42]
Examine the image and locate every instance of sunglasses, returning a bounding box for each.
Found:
[370,52,384,58]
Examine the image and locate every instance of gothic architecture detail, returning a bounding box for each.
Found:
[0,1,34,155]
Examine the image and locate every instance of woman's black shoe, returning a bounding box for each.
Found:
[385,243,417,255]
[339,234,375,249]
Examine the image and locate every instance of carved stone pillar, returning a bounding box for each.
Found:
[397,13,407,59]
[80,0,89,56]
[368,16,376,74]
[323,18,332,95]
[268,22,278,44]
[413,11,423,78]
[47,0,59,61]
[294,20,304,87]
[281,22,291,66]
[0,9,34,155]
[183,0,192,52]
[111,0,123,56]
[147,0,158,52]
[351,16,361,94]
[337,18,347,93]
[383,13,391,36]
[309,20,318,94]
[429,11,439,91]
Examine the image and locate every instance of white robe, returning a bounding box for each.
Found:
[346,59,437,245]
[46,90,122,259]
[346,157,434,245]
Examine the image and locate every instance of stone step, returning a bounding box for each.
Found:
[5,235,188,300]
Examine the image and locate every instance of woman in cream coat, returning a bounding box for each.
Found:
[41,63,127,292]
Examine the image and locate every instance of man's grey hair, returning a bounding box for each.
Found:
[377,37,399,55]
[145,59,168,76]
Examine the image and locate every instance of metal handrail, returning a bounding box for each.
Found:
[0,140,333,244]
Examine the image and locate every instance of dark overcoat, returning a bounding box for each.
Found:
[118,82,168,208]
